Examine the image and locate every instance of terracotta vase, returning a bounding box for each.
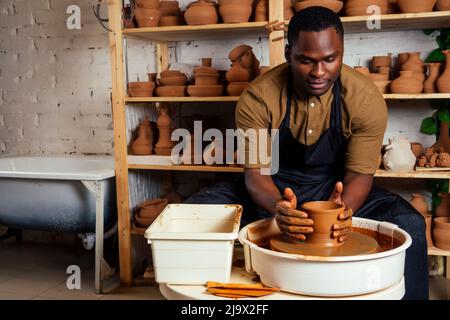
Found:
[301,201,347,248]
[390,70,423,94]
[254,0,268,22]
[130,117,153,155]
[155,108,174,155]
[295,0,344,13]
[434,122,450,154]
[401,52,424,73]
[433,217,450,250]
[410,142,424,158]
[219,2,252,23]
[382,137,417,172]
[424,215,434,248]
[184,0,218,25]
[423,63,442,93]
[436,192,450,217]
[134,8,161,27]
[397,0,437,13]
[436,50,450,93]
[410,193,429,216]
[436,0,450,11]
[137,198,168,221]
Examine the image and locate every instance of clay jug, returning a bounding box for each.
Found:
[184,0,218,25]
[398,52,409,67]
[390,70,423,94]
[301,201,348,247]
[383,137,417,172]
[410,193,429,216]
[436,50,450,93]
[433,217,450,250]
[436,192,450,217]
[155,108,174,155]
[423,63,442,93]
[130,117,153,155]
[401,52,424,77]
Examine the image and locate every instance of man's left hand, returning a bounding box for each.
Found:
[329,181,353,243]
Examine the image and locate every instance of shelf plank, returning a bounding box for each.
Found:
[123,22,269,42]
[374,169,450,179]
[129,163,245,173]
[428,247,450,257]
[383,93,450,99]
[125,96,239,103]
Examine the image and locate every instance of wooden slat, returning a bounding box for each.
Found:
[128,164,245,173]
[125,96,240,103]
[156,42,169,74]
[374,169,450,179]
[269,0,285,68]
[383,93,450,99]
[108,0,133,287]
[428,247,450,257]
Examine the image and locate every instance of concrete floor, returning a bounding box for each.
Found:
[0,241,448,300]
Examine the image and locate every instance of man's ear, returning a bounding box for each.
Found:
[284,45,291,64]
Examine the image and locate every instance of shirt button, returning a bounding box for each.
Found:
[310,102,315,108]
[308,129,313,135]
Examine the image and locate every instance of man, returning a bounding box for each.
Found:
[185,7,428,299]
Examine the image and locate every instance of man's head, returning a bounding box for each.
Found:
[285,7,344,96]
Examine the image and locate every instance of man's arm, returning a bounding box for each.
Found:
[244,168,283,215]
[340,171,373,213]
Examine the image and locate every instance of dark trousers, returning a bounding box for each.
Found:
[185,177,429,300]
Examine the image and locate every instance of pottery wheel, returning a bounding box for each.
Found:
[270,232,379,257]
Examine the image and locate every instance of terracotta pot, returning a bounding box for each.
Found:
[436,0,450,10]
[433,217,450,250]
[194,74,220,85]
[397,0,437,13]
[155,85,186,97]
[159,1,179,8]
[390,70,423,94]
[398,52,409,67]
[159,15,183,26]
[301,201,347,247]
[229,44,252,61]
[155,108,175,154]
[345,0,389,16]
[401,52,424,73]
[410,142,424,158]
[226,63,252,82]
[368,73,389,81]
[130,117,153,155]
[160,6,181,16]
[187,84,223,97]
[227,82,249,96]
[158,75,187,86]
[135,0,160,9]
[424,215,434,248]
[437,50,450,93]
[436,192,450,217]
[240,49,260,70]
[194,66,219,75]
[294,0,344,13]
[373,80,391,94]
[160,70,184,78]
[423,63,442,93]
[134,8,161,27]
[377,66,391,75]
[254,0,269,22]
[137,198,168,220]
[148,73,157,82]
[410,193,429,216]
[185,0,219,25]
[134,214,153,228]
[128,81,155,97]
[372,55,392,70]
[219,4,252,23]
[201,58,212,67]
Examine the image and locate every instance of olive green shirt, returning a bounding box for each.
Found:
[235,63,387,175]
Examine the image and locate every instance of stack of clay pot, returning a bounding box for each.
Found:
[397,0,436,13]
[345,0,388,16]
[155,70,187,97]
[284,0,294,20]
[433,192,450,250]
[226,45,260,96]
[184,0,218,25]
[409,193,433,248]
[390,52,424,94]
[294,0,343,13]
[159,1,184,26]
[134,0,161,27]
[366,55,391,94]
[134,198,168,229]
[254,0,269,22]
[154,108,176,155]
[417,146,450,168]
[219,0,253,23]
[128,81,156,97]
[188,58,223,97]
[436,0,450,11]
[130,117,154,155]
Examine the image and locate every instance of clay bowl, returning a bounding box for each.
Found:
[433,217,450,250]
[135,0,160,9]
[128,82,155,97]
[436,0,450,11]
[137,198,168,219]
[354,66,370,76]
[227,82,249,96]
[368,73,389,81]
[159,15,182,26]
[187,84,223,97]
[160,70,185,78]
[158,75,187,86]
[219,4,252,23]
[372,55,392,69]
[134,8,161,27]
[195,74,220,85]
[155,85,186,97]
[301,201,346,247]
[397,0,437,13]
[373,80,392,94]
[294,0,344,13]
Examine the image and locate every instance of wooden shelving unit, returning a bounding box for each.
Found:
[108,1,450,286]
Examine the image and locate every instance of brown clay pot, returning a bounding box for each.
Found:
[187,85,223,97]
[219,3,252,23]
[134,8,161,27]
[436,50,450,93]
[390,70,423,94]
[134,214,153,228]
[137,198,168,220]
[436,192,450,217]
[201,58,212,67]
[372,55,392,71]
[254,0,269,22]
[410,142,424,158]
[436,0,450,10]
[135,0,160,9]
[128,82,155,97]
[345,0,388,16]
[184,0,219,25]
[159,15,183,26]
[130,117,153,155]
[397,0,437,13]
[377,66,391,75]
[227,82,249,96]
[158,75,187,86]
[160,70,184,78]
[410,193,429,216]
[226,63,252,82]
[398,52,409,68]
[194,74,220,85]
[423,63,442,93]
[401,52,424,73]
[229,44,252,61]
[148,73,157,82]
[301,201,347,247]
[155,108,175,155]
[294,0,344,13]
[155,85,186,97]
[433,217,450,250]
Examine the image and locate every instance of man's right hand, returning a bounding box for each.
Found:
[275,188,314,241]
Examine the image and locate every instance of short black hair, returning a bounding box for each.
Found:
[287,6,344,46]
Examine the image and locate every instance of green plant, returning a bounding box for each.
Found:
[423,28,450,62]
[420,100,450,136]
[426,179,449,214]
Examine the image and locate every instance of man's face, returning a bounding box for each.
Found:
[286,28,343,96]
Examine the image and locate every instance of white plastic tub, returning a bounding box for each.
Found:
[145,204,243,285]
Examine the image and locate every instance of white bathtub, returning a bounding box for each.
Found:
[0,155,117,293]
